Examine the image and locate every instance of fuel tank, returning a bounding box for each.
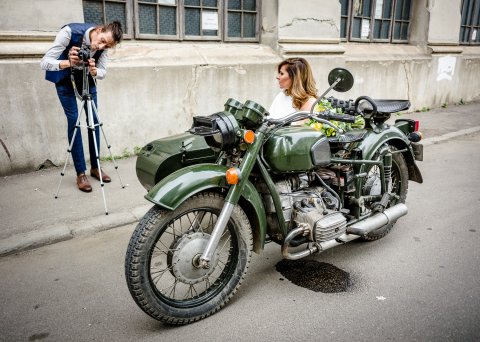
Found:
[263,126,331,173]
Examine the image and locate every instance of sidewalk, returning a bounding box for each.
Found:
[1,101,480,256]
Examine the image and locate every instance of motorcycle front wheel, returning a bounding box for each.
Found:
[125,192,253,324]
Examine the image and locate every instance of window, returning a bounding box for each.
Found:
[83,0,133,38]
[136,0,179,39]
[460,0,480,45]
[340,0,411,43]
[83,0,260,42]
[225,0,259,41]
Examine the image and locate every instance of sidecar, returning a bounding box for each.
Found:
[136,133,218,191]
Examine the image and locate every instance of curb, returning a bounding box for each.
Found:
[1,126,479,257]
[422,126,480,146]
[0,204,151,257]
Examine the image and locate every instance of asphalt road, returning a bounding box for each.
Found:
[1,132,479,342]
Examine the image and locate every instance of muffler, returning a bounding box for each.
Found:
[281,203,408,260]
[346,203,408,236]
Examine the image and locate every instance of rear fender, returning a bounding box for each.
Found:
[145,163,267,252]
[357,127,423,183]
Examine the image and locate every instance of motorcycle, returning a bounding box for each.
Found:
[125,68,424,324]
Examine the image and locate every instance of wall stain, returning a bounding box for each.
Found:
[28,332,49,341]
[0,138,11,161]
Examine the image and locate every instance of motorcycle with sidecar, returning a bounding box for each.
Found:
[125,68,424,324]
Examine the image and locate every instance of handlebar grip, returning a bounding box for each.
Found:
[317,110,356,123]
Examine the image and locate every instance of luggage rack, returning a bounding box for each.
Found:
[329,129,367,144]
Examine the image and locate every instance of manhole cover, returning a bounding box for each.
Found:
[276,259,352,293]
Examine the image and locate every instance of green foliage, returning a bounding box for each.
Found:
[100,145,143,161]
[441,102,448,108]
[457,98,465,105]
[415,107,430,113]
[305,98,365,137]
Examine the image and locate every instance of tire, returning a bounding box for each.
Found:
[125,192,253,324]
[361,147,409,241]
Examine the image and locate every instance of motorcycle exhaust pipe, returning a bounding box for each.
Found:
[346,203,408,236]
[282,203,408,260]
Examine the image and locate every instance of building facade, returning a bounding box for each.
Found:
[0,0,479,175]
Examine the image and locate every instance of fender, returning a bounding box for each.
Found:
[356,126,423,183]
[145,163,267,252]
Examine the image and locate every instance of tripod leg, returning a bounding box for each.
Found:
[91,100,126,188]
[87,97,109,215]
[54,100,86,199]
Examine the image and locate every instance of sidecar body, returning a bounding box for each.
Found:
[136,133,218,191]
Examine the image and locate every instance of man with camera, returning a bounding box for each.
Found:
[41,21,122,192]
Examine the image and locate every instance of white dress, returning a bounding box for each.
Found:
[268,91,297,119]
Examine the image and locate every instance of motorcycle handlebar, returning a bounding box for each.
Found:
[316,109,356,123]
[354,96,377,115]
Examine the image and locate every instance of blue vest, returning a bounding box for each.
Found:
[45,23,103,84]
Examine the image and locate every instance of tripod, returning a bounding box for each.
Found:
[54,61,125,215]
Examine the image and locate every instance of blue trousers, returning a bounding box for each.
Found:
[55,83,100,175]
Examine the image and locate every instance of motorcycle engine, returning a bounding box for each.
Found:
[259,173,347,243]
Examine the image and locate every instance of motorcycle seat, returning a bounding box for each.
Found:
[363,100,410,114]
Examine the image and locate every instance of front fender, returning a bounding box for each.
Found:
[357,126,423,183]
[145,163,267,252]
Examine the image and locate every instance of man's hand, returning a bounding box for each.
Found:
[88,58,97,77]
[68,46,81,66]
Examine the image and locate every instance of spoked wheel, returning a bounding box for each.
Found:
[361,147,409,241]
[125,192,253,324]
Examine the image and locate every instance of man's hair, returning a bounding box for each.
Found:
[102,21,123,44]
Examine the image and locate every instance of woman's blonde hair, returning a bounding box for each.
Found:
[278,57,317,110]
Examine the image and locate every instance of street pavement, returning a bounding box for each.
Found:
[1,101,480,256]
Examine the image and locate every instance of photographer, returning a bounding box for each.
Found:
[40,22,122,192]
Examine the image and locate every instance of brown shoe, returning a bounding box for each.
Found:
[90,168,111,183]
[76,174,92,192]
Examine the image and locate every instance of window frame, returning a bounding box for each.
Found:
[134,0,180,40]
[341,0,411,43]
[460,0,480,45]
[182,1,223,41]
[131,0,260,42]
[224,0,261,42]
[82,0,134,39]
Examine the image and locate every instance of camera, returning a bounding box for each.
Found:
[77,45,90,63]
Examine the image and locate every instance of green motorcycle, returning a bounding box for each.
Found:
[125,68,423,324]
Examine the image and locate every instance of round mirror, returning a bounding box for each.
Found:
[328,68,354,92]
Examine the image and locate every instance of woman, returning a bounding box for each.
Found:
[268,57,318,120]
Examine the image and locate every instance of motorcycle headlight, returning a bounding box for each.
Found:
[189,112,240,152]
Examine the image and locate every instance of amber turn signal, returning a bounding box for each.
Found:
[243,130,255,144]
[226,167,241,185]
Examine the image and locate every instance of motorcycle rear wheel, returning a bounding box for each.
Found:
[361,148,409,241]
[125,192,253,324]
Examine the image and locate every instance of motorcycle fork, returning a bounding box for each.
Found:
[199,126,267,268]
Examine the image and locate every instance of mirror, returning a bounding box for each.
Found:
[328,68,354,92]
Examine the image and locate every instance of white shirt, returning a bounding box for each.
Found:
[40,26,108,80]
[268,91,297,119]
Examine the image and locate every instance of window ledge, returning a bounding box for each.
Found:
[107,41,281,67]
[0,31,56,42]
[427,44,463,54]
[342,43,431,61]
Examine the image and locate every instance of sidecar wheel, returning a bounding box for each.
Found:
[361,148,409,241]
[125,192,253,324]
